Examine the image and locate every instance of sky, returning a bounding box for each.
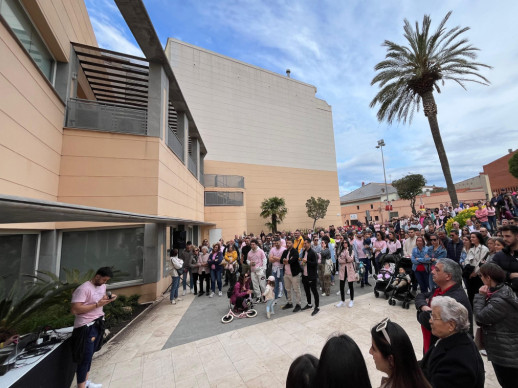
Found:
[85,0,517,195]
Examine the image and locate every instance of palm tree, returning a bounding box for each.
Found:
[260,197,288,233]
[370,11,490,206]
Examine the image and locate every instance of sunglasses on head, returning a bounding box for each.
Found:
[376,318,391,345]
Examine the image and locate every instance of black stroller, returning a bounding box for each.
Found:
[387,256,414,309]
[373,254,397,299]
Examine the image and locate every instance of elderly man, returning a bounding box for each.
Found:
[415,258,472,354]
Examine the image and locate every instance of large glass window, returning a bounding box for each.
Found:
[0,234,38,292]
[60,227,145,283]
[0,0,55,82]
[204,191,244,206]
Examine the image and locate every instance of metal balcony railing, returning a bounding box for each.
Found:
[167,126,184,161]
[66,98,147,135]
[188,154,197,177]
[203,175,245,188]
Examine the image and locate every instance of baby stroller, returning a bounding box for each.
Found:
[387,256,414,309]
[374,254,397,299]
[221,277,257,323]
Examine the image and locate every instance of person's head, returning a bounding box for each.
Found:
[267,275,275,286]
[294,230,301,239]
[185,241,192,251]
[286,237,294,249]
[286,354,319,388]
[479,262,506,288]
[376,231,385,241]
[316,334,371,388]
[449,228,460,242]
[212,243,221,253]
[453,221,460,229]
[430,233,440,247]
[387,232,396,241]
[433,258,462,288]
[193,246,200,255]
[250,239,258,250]
[93,267,113,286]
[416,236,425,248]
[501,225,518,250]
[408,229,416,238]
[201,246,208,254]
[398,267,406,275]
[383,262,390,270]
[244,237,251,246]
[321,240,329,249]
[466,219,473,226]
[462,235,472,249]
[312,236,319,246]
[477,202,483,209]
[303,237,311,250]
[493,237,505,251]
[370,318,430,387]
[238,271,250,285]
[470,232,484,247]
[227,243,235,252]
[430,296,470,338]
[437,229,446,240]
[486,237,496,252]
[273,238,281,249]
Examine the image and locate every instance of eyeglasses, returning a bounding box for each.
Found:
[376,318,391,345]
[430,238,437,241]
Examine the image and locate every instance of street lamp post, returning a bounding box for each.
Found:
[376,139,389,223]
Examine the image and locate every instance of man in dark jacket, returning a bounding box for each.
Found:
[300,237,319,316]
[445,229,463,263]
[281,238,302,312]
[415,258,473,354]
[493,225,518,294]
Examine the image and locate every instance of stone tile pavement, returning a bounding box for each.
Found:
[84,284,499,388]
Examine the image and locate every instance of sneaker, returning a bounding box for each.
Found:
[311,307,320,316]
[206,292,210,296]
[331,282,335,286]
[365,283,372,287]
[361,282,364,288]
[267,311,271,319]
[301,304,312,311]
[182,290,186,296]
[209,292,215,298]
[336,290,340,295]
[176,297,183,301]
[348,300,354,308]
[271,310,275,315]
[336,301,344,307]
[170,299,176,305]
[198,292,204,297]
[218,291,222,297]
[320,287,322,290]
[282,303,293,310]
[322,292,326,296]
[255,297,262,304]
[480,349,487,356]
[293,304,301,313]
[86,380,102,388]
[347,289,350,295]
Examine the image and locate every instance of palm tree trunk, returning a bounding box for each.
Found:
[272,214,277,233]
[422,91,459,206]
[313,218,317,230]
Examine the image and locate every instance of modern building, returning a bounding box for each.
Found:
[165,38,341,237]
[0,0,340,301]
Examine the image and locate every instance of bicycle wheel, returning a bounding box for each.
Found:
[246,309,257,318]
[221,313,234,324]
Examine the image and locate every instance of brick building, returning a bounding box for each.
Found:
[483,150,518,194]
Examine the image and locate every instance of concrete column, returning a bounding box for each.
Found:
[38,230,59,275]
[177,112,189,166]
[192,138,201,180]
[147,63,169,138]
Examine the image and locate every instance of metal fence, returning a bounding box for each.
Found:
[188,154,197,177]
[203,174,245,188]
[204,191,244,206]
[167,126,184,161]
[66,98,147,135]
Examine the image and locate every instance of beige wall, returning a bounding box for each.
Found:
[204,187,247,241]
[205,160,341,234]
[0,21,64,202]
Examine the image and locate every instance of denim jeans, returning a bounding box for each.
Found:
[360,258,370,284]
[76,324,102,384]
[266,299,275,313]
[182,268,193,290]
[170,276,180,300]
[273,268,287,299]
[211,270,222,292]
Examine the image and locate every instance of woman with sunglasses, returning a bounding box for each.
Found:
[421,296,485,388]
[370,318,431,388]
[207,243,224,297]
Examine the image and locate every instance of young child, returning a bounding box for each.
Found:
[263,275,276,318]
[391,267,411,289]
[377,262,394,281]
[362,237,373,261]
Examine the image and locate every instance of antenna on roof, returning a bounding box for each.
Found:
[286,69,291,78]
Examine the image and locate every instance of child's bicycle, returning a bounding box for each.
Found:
[221,298,258,324]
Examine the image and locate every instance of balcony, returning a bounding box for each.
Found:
[188,154,197,177]
[66,98,147,135]
[167,126,184,160]
[203,175,245,188]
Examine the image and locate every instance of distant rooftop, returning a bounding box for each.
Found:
[340,183,397,204]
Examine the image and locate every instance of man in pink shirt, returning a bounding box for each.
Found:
[475,202,490,231]
[269,238,286,299]
[71,267,117,388]
[248,239,267,303]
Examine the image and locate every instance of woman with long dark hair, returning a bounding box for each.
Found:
[315,334,371,388]
[463,232,489,306]
[336,239,356,308]
[370,318,431,388]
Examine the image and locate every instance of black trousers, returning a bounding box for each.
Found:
[302,276,319,307]
[340,280,354,301]
[191,272,199,293]
[198,272,210,293]
[492,363,518,388]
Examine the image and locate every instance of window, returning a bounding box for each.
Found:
[0,0,55,82]
[60,227,145,283]
[205,191,244,206]
[370,204,374,209]
[0,234,38,292]
[357,206,360,210]
[375,216,379,221]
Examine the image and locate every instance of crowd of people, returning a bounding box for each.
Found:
[165,193,518,388]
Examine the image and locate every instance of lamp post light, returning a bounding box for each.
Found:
[376,139,389,223]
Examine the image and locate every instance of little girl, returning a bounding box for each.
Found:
[377,262,394,280]
[263,276,276,318]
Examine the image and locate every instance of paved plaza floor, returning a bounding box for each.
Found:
[85,281,499,388]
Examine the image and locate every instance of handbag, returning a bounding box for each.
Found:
[474,328,485,350]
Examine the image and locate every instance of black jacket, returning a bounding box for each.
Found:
[492,249,518,293]
[421,332,484,388]
[301,248,318,279]
[445,238,463,263]
[281,247,302,277]
[415,283,473,343]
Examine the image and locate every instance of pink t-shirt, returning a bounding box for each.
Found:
[71,281,106,328]
[475,208,488,222]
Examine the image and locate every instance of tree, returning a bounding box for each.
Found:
[306,197,330,230]
[370,11,490,207]
[392,174,427,216]
[260,197,287,233]
[509,152,518,179]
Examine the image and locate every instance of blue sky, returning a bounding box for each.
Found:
[85,0,517,195]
